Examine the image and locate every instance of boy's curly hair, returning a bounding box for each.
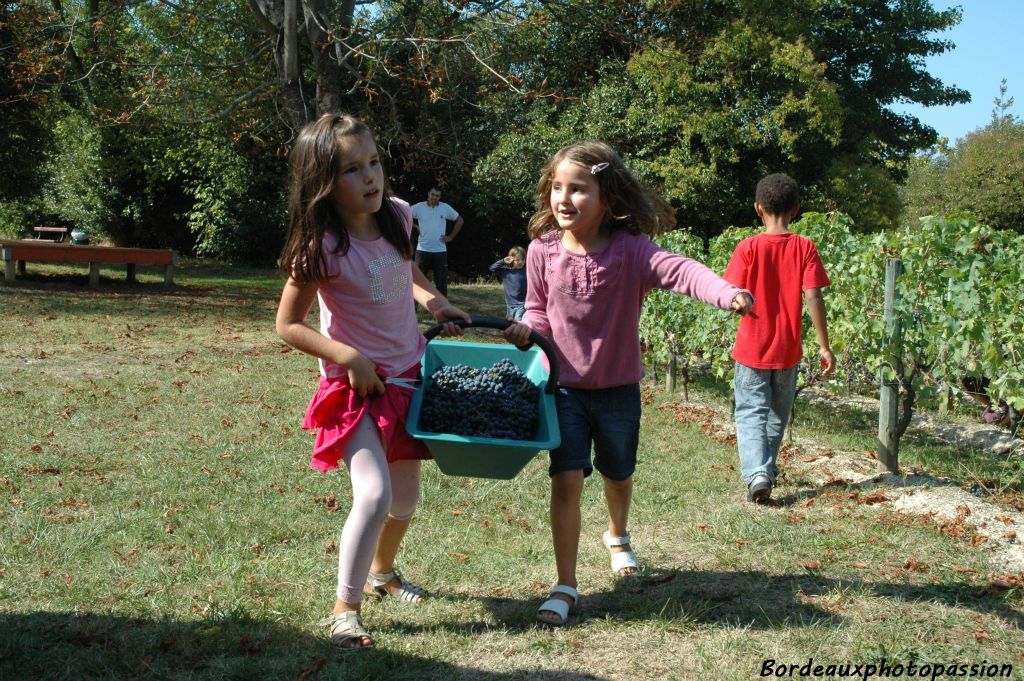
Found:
[755,173,800,216]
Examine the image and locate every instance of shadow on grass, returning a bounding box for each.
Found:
[595,567,1024,631]
[425,566,1023,634]
[0,610,610,681]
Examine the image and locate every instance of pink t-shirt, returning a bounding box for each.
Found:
[521,230,747,389]
[316,198,426,378]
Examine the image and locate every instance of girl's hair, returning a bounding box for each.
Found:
[506,246,527,268]
[527,141,676,240]
[278,113,412,282]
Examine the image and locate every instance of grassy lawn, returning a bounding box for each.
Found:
[1,264,1021,680]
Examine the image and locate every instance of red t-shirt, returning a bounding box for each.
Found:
[724,232,830,369]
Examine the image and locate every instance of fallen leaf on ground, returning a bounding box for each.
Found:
[858,491,889,505]
[295,658,326,681]
[986,573,1022,590]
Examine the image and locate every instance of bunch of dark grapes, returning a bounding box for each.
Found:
[420,359,540,440]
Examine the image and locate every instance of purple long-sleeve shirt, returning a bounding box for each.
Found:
[522,229,747,389]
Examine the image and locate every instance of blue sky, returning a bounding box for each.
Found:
[890,0,1024,144]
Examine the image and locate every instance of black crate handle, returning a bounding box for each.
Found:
[422,315,559,394]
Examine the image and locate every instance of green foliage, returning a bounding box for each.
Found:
[808,0,969,162]
[942,123,1024,232]
[815,156,902,231]
[642,213,1024,433]
[4,0,976,267]
[640,230,708,367]
[885,216,1024,409]
[640,226,755,383]
[0,196,47,239]
[0,3,48,205]
[903,84,1024,233]
[41,111,119,238]
[474,0,963,247]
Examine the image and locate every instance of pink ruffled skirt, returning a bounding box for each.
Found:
[302,365,431,473]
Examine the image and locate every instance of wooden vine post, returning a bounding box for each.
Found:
[877,258,904,473]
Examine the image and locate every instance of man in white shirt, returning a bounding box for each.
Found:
[411,187,464,296]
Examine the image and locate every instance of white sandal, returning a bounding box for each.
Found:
[603,530,640,576]
[366,569,425,603]
[536,584,578,627]
[321,610,373,649]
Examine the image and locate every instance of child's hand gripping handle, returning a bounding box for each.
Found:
[422,315,560,394]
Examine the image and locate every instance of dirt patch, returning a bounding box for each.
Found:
[664,393,1024,574]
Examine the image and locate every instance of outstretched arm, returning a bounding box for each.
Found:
[644,242,751,312]
[275,277,384,397]
[804,287,835,376]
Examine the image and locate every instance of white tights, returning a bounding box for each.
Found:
[335,415,420,604]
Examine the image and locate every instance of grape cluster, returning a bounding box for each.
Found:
[420,359,540,440]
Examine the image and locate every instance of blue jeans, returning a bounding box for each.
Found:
[733,362,798,485]
[549,383,641,481]
[507,304,525,321]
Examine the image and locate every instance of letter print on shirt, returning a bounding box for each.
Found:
[368,251,408,304]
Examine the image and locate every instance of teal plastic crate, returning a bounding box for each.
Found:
[406,317,560,479]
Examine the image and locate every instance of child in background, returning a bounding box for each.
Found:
[489,246,528,320]
[503,141,752,627]
[275,113,469,649]
[723,173,835,504]
[960,375,1021,431]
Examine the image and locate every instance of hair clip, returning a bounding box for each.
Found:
[590,162,610,175]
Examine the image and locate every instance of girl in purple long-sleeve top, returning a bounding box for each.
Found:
[503,141,753,627]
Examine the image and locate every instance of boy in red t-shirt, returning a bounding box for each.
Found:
[724,174,835,503]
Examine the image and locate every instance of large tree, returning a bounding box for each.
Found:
[474,0,968,240]
[903,80,1024,233]
[3,0,972,264]
[0,2,50,204]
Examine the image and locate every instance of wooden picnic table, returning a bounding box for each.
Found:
[1,240,177,287]
[33,226,69,241]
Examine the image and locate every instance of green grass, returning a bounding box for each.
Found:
[1,264,1022,680]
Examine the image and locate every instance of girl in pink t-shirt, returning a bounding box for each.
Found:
[503,141,752,627]
[275,113,469,649]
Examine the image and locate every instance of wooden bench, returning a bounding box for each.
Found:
[33,226,69,241]
[1,240,177,287]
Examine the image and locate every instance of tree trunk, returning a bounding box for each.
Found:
[249,0,315,127]
[301,0,350,115]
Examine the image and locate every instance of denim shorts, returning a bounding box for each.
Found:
[549,383,641,481]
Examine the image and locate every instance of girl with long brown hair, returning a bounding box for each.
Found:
[276,113,469,649]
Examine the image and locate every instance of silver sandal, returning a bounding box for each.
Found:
[321,610,373,649]
[366,569,425,603]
